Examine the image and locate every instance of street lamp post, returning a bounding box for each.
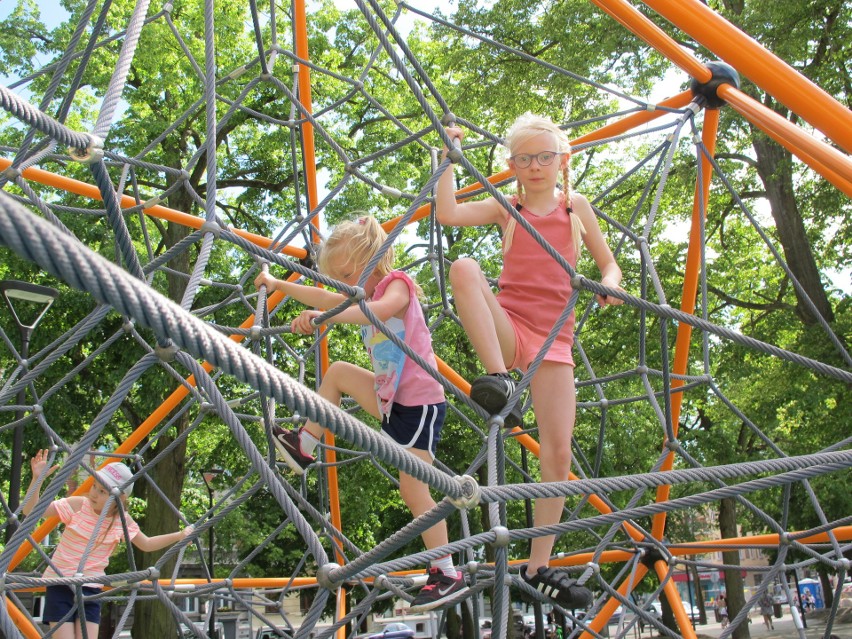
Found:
[1,280,58,542]
[202,469,223,639]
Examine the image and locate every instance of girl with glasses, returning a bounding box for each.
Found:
[436,112,624,608]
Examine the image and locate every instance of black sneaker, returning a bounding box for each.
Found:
[521,566,593,609]
[409,567,468,612]
[470,373,523,427]
[272,427,314,475]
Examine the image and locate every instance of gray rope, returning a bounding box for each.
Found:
[0,192,464,501]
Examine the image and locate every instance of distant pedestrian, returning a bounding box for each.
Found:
[716,594,728,629]
[758,591,774,630]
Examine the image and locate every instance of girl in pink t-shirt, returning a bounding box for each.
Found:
[437,112,624,609]
[23,449,193,639]
[255,215,465,612]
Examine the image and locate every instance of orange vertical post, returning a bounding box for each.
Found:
[292,1,347,632]
[650,108,720,541]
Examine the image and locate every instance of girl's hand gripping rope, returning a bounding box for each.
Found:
[596,276,625,307]
[290,309,323,334]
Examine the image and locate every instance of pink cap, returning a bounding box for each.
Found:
[96,463,134,497]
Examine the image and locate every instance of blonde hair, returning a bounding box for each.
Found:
[317,215,424,298]
[503,112,585,256]
[95,492,125,548]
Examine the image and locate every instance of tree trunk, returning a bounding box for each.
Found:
[751,133,834,325]
[688,562,707,625]
[132,182,194,638]
[131,414,191,638]
[719,497,750,639]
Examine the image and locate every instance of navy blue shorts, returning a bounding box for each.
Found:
[381,402,446,457]
[43,585,102,624]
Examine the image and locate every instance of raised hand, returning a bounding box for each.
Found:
[30,448,58,480]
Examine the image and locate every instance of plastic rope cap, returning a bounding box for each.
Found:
[449,474,481,509]
[68,135,104,165]
[316,562,342,590]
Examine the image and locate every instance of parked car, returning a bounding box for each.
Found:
[255,627,288,639]
[479,617,492,639]
[681,600,700,622]
[367,622,415,639]
[637,600,698,625]
[638,601,663,630]
[178,621,226,638]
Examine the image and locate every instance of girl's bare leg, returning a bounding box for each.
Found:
[527,361,576,573]
[303,361,380,439]
[399,447,448,551]
[449,258,516,371]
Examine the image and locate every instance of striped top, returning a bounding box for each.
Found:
[44,498,140,587]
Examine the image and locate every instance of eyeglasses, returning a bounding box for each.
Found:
[509,151,562,168]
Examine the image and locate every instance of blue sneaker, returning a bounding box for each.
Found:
[409,567,468,612]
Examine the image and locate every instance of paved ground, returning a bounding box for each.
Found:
[622,609,852,639]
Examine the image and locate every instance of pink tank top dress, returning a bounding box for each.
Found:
[497,197,577,370]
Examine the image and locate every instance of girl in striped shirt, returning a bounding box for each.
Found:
[23,449,193,639]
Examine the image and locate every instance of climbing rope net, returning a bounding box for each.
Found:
[0,0,850,638]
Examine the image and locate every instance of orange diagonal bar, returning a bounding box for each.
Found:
[591,0,711,82]
[656,559,700,639]
[719,84,852,196]
[580,562,650,638]
[0,158,307,260]
[642,0,852,154]
[5,599,41,639]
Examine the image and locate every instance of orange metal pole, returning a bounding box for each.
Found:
[656,560,700,639]
[719,85,852,196]
[5,600,41,639]
[0,158,305,259]
[292,24,347,639]
[573,90,695,147]
[650,109,720,541]
[642,0,852,155]
[580,563,650,638]
[590,0,711,83]
[668,525,852,552]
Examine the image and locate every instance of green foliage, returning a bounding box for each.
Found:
[1,1,849,632]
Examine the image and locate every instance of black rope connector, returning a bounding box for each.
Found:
[690,61,740,110]
[639,546,666,568]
